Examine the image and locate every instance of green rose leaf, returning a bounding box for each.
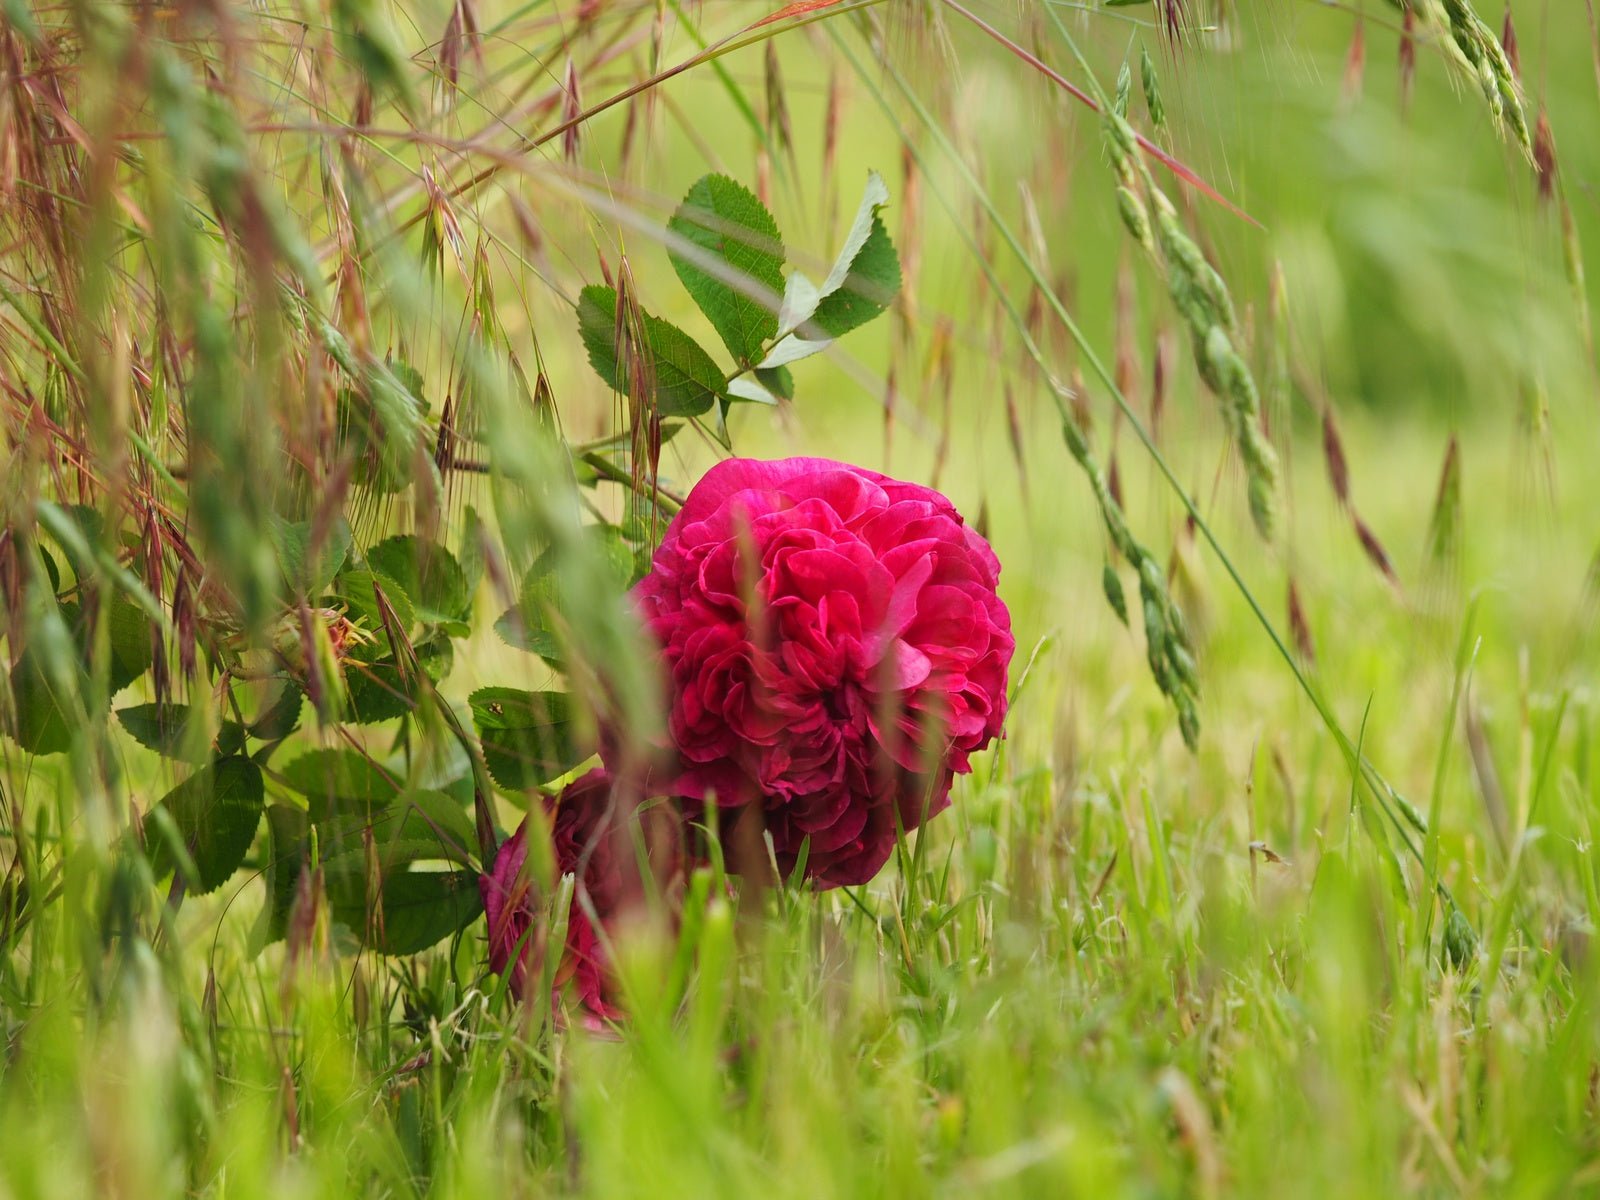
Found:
[576,285,725,418]
[257,803,309,947]
[145,757,266,895]
[336,568,417,638]
[759,171,901,369]
[280,748,402,817]
[344,637,453,724]
[250,683,305,742]
[667,174,786,367]
[326,867,483,956]
[316,790,477,872]
[6,597,153,756]
[469,687,588,791]
[270,516,352,600]
[118,702,246,763]
[365,535,472,626]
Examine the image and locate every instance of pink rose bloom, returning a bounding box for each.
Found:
[631,457,1013,887]
[479,768,679,1021]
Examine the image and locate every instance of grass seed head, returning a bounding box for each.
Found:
[1425,434,1464,572]
[1288,577,1316,664]
[1321,406,1351,507]
[1140,44,1165,129]
[1400,7,1418,111]
[1533,108,1557,201]
[562,57,582,165]
[1103,560,1129,625]
[1344,17,1367,104]
[1354,515,1399,585]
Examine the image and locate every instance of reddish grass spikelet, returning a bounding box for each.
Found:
[1321,406,1350,508]
[1400,8,1417,114]
[1159,0,1190,48]
[140,507,170,705]
[508,192,544,261]
[280,1066,302,1151]
[1354,516,1399,585]
[620,97,641,174]
[1343,17,1367,104]
[172,566,197,683]
[1533,108,1557,202]
[434,393,457,476]
[752,0,853,29]
[1068,366,1092,436]
[562,57,582,165]
[1426,434,1463,571]
[284,856,324,980]
[296,603,329,720]
[439,0,483,93]
[351,84,372,129]
[764,41,792,157]
[822,69,843,238]
[1024,284,1047,352]
[1501,6,1521,82]
[532,370,556,430]
[1151,328,1171,441]
[1287,577,1315,664]
[336,251,370,354]
[756,149,772,208]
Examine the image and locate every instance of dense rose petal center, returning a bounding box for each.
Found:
[628,456,1014,887]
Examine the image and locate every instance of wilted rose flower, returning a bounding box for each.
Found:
[479,768,680,1020]
[631,457,1013,887]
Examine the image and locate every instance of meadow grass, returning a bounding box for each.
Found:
[3,0,1600,1195]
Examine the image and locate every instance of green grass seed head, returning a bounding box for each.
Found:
[1140,44,1165,130]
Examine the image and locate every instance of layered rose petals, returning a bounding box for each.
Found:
[631,457,1013,887]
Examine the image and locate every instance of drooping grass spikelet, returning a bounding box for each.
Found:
[1435,0,1533,153]
[1344,17,1367,104]
[1355,516,1400,586]
[1424,434,1464,579]
[1139,45,1164,130]
[1100,69,1279,540]
[1322,405,1351,508]
[1532,108,1557,202]
[1287,576,1316,665]
[1061,403,1201,748]
[1383,0,1530,149]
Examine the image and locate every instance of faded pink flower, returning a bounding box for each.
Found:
[630,457,1013,887]
[479,768,680,1020]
